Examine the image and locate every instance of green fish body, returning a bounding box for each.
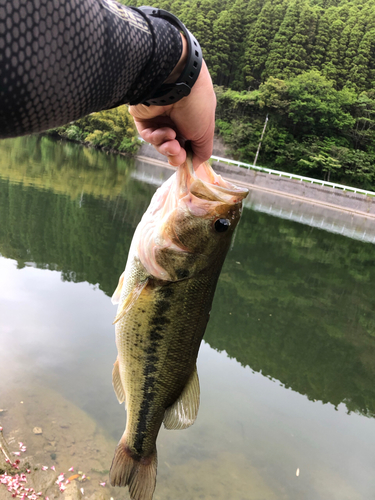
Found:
[110,157,248,500]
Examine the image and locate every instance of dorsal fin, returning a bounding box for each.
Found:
[163,366,200,430]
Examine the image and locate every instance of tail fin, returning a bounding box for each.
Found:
[110,434,157,500]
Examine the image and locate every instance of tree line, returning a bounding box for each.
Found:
[46,105,140,155]
[125,0,375,93]
[48,0,375,189]
[119,0,375,189]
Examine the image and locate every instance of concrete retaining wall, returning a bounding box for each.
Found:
[137,142,375,218]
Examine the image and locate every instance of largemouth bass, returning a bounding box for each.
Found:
[109,155,248,500]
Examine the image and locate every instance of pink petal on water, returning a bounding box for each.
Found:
[41,466,48,471]
[68,467,74,472]
[99,482,106,487]
[50,466,55,471]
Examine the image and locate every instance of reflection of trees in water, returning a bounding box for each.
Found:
[206,211,375,417]
[0,135,137,199]
[0,137,154,294]
[0,137,375,417]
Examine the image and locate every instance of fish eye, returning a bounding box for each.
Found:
[214,218,230,233]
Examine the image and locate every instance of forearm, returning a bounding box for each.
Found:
[0,0,182,138]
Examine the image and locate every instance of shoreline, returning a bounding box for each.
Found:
[136,144,375,221]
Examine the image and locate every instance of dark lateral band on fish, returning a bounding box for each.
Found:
[109,154,248,500]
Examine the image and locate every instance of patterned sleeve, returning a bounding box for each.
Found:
[0,0,182,138]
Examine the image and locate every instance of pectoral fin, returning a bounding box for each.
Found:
[163,366,200,430]
[112,358,126,405]
[111,272,125,305]
[113,279,149,324]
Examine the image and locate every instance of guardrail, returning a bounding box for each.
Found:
[211,155,375,197]
[138,139,375,197]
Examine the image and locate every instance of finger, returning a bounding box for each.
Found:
[191,130,215,169]
[139,126,176,146]
[167,148,186,167]
[157,138,181,156]
[149,139,186,166]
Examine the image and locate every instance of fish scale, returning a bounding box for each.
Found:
[119,272,217,456]
[109,156,248,500]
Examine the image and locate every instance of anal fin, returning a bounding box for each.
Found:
[113,279,149,324]
[163,366,200,430]
[112,357,126,405]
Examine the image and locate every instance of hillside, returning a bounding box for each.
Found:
[122,0,375,190]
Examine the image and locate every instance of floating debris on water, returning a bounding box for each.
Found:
[32,428,42,435]
[296,468,300,477]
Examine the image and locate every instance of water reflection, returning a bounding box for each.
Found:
[0,137,375,500]
[1,138,374,417]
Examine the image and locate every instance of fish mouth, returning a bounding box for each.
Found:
[183,155,248,204]
[178,155,248,218]
[136,154,248,280]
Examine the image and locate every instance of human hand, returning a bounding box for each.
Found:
[129,44,216,169]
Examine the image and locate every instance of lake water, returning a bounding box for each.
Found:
[0,136,375,500]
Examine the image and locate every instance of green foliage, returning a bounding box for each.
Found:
[285,70,356,136]
[215,71,375,189]
[124,0,375,95]
[47,105,140,154]
[59,0,375,187]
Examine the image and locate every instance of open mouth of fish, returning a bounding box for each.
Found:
[137,154,249,281]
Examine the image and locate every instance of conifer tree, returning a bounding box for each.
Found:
[212,0,250,87]
[265,0,318,79]
[244,0,288,87]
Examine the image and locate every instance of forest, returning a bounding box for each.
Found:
[49,0,375,189]
[121,0,375,189]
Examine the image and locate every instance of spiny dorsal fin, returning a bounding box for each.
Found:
[112,358,126,405]
[113,279,149,324]
[163,366,200,430]
[111,272,125,305]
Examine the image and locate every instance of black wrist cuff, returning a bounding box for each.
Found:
[130,7,202,106]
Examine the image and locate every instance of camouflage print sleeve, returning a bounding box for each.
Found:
[0,0,182,138]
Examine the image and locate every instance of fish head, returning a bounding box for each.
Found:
[137,157,248,281]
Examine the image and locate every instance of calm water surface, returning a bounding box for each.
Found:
[0,136,375,500]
